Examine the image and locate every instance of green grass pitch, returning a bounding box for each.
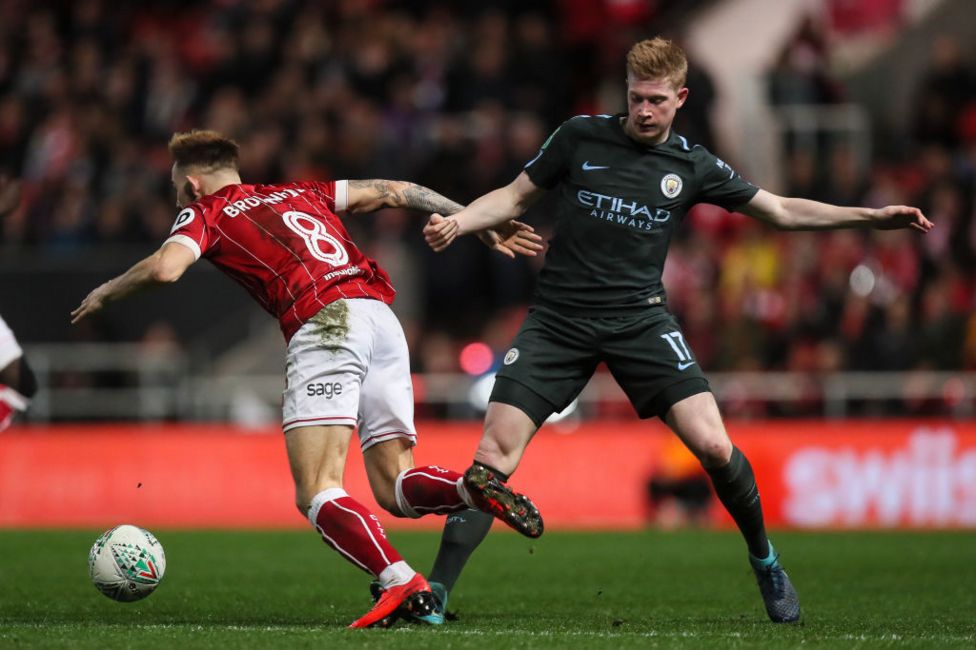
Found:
[1,529,974,648]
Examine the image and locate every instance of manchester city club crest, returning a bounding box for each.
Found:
[660,173,683,198]
[503,348,520,365]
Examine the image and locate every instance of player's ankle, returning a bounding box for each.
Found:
[469,462,510,482]
[749,542,778,568]
[378,561,416,589]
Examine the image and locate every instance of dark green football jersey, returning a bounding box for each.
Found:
[524,114,759,314]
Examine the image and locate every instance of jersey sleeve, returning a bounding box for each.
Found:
[693,148,759,211]
[522,119,576,189]
[294,180,348,212]
[163,205,210,260]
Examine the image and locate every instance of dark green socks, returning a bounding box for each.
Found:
[428,509,494,591]
[705,446,770,559]
[428,462,509,591]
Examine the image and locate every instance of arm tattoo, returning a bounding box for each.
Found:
[400,183,464,216]
[348,179,463,215]
[348,179,399,205]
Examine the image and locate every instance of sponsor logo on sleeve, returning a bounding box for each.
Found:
[503,348,520,365]
[170,208,195,233]
[715,157,737,179]
[660,173,683,199]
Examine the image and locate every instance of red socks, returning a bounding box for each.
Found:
[394,466,473,518]
[307,467,473,583]
[309,488,404,577]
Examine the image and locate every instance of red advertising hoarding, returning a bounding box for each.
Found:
[1,420,973,529]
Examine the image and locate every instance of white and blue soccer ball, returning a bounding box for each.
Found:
[88,524,166,602]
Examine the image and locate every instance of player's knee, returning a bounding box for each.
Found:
[695,437,733,468]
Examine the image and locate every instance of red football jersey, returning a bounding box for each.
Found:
[164,180,395,342]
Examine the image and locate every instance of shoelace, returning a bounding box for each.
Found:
[755,554,785,597]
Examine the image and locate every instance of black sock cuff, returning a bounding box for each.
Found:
[705,446,749,485]
[728,446,746,472]
[473,462,510,482]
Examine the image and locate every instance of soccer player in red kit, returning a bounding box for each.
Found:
[71,130,544,628]
[0,175,37,430]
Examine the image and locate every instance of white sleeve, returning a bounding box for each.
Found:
[334,179,348,212]
[163,234,202,261]
[0,315,23,369]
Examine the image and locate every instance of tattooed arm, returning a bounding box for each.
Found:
[346,179,464,216]
[345,179,544,258]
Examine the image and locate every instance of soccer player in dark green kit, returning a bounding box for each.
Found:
[424,37,933,623]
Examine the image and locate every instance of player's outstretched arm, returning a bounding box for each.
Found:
[346,178,543,258]
[70,242,196,324]
[740,189,934,233]
[424,172,545,252]
[346,179,465,216]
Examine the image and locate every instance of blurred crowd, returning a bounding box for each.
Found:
[1,0,975,405]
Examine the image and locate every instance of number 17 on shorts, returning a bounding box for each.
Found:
[661,331,696,371]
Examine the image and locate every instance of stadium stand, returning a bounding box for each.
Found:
[0,0,974,420]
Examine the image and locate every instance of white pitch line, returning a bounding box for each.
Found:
[1,623,974,643]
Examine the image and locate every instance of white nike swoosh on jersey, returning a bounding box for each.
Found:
[677,361,697,370]
[581,161,609,171]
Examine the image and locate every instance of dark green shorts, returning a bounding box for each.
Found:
[491,305,709,427]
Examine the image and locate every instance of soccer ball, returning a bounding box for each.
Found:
[88,524,166,602]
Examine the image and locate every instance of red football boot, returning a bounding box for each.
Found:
[348,573,433,629]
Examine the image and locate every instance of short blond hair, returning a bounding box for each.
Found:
[626,37,688,89]
[168,130,239,172]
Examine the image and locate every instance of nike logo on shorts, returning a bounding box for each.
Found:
[581,161,609,171]
[677,361,696,371]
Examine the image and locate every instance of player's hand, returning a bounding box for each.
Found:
[479,220,544,259]
[71,284,110,324]
[424,213,459,252]
[872,206,933,233]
